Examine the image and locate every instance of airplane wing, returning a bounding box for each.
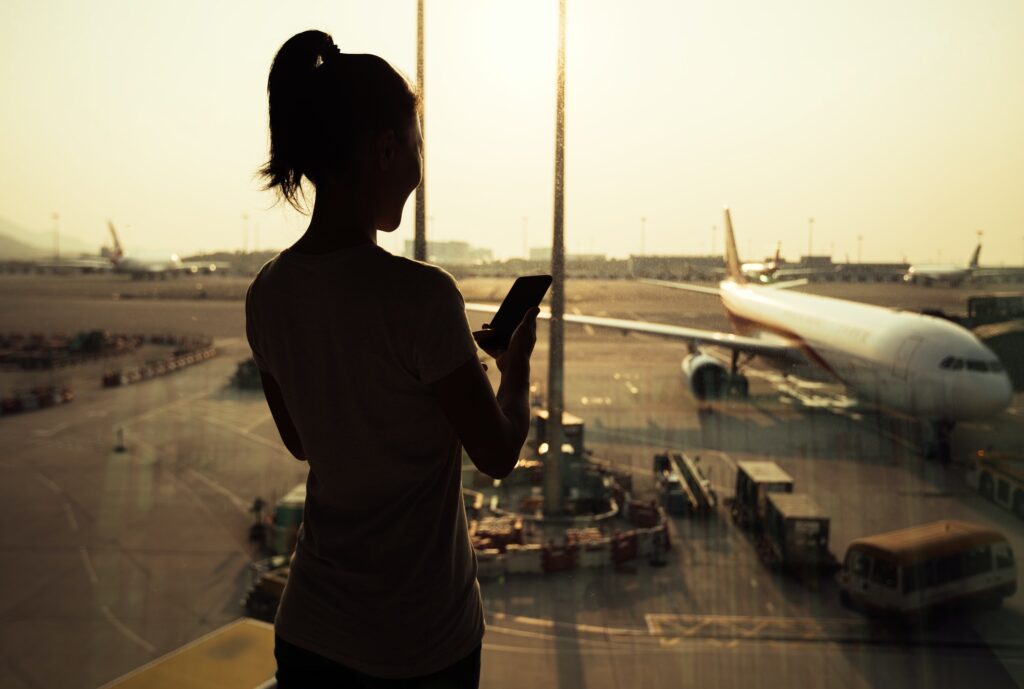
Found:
[638,277,807,293]
[637,279,721,295]
[464,302,800,358]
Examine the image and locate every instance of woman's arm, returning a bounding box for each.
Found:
[258,367,306,461]
[428,308,537,479]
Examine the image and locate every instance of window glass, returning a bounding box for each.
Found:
[870,559,898,588]
[996,545,1015,570]
[6,5,1022,688]
[964,546,993,578]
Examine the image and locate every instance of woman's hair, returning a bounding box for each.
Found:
[260,30,420,209]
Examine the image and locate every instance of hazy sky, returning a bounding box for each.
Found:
[1,0,1022,263]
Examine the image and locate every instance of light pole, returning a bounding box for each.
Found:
[544,0,567,517]
[807,217,815,260]
[414,0,427,262]
[51,212,60,263]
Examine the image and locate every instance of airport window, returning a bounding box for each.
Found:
[5,5,1023,688]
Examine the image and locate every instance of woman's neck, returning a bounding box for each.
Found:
[291,183,377,254]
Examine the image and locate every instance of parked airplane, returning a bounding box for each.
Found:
[107,222,222,278]
[903,245,981,286]
[466,209,1013,457]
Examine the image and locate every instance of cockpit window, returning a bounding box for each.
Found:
[941,357,964,371]
[966,360,987,372]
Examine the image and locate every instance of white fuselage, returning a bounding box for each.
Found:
[719,281,1013,422]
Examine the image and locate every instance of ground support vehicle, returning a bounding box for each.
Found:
[838,520,1016,617]
[242,556,290,622]
[760,492,836,574]
[653,453,696,516]
[731,461,794,529]
[968,451,1024,520]
[269,484,306,556]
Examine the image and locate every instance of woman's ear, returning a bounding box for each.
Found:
[377,130,397,171]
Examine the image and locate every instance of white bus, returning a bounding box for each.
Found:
[838,520,1016,616]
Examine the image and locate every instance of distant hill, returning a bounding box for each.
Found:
[0,215,99,255]
[0,232,48,259]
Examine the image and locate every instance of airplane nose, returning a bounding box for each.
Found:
[953,373,1014,420]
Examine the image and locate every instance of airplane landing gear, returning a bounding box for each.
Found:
[727,350,751,399]
[924,420,955,462]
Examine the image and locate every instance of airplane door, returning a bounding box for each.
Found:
[891,336,922,380]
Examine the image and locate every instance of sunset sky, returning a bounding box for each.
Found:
[1,0,1022,263]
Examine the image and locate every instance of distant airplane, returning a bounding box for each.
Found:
[709,242,838,285]
[107,222,222,278]
[902,243,1020,286]
[466,209,1013,457]
[903,245,981,286]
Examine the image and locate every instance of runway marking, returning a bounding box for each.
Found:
[489,612,647,637]
[79,546,98,585]
[32,422,69,437]
[63,502,79,532]
[200,414,286,453]
[242,414,270,434]
[185,469,251,515]
[120,390,213,427]
[101,605,156,654]
[34,471,62,495]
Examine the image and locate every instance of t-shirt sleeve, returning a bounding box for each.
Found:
[244,279,271,371]
[413,272,479,384]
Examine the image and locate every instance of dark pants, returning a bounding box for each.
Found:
[274,635,481,689]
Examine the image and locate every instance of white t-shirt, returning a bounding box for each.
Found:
[245,242,484,678]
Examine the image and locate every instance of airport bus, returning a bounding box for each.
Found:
[838,520,1016,616]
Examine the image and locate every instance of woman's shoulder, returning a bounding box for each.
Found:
[384,254,461,294]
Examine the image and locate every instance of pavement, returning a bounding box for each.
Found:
[0,274,1022,689]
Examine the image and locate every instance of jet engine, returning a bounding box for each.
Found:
[681,353,730,400]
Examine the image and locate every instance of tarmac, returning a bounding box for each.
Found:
[0,273,1022,689]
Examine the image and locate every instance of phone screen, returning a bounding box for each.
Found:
[486,275,552,350]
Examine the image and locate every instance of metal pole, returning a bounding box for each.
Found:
[52,212,60,263]
[414,0,427,262]
[544,0,567,517]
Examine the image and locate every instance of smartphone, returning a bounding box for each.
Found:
[485,275,552,350]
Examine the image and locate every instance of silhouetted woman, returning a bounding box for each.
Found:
[245,30,537,688]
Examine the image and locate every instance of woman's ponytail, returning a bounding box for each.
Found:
[259,30,420,210]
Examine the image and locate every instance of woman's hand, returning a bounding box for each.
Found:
[473,307,540,373]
